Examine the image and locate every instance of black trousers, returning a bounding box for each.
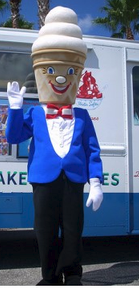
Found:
[32,171,84,282]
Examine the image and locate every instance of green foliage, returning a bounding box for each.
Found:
[0,0,9,13]
[93,0,139,39]
[0,0,34,29]
[2,15,34,29]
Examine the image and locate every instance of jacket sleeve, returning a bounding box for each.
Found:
[6,107,33,144]
[82,109,103,183]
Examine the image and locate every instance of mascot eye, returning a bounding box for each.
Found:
[68,67,75,75]
[47,67,55,74]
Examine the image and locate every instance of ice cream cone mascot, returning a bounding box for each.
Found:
[6,6,103,286]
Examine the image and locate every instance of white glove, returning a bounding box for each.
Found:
[86,178,103,211]
[7,82,26,109]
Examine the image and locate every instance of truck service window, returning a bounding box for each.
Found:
[0,101,11,156]
[0,52,37,94]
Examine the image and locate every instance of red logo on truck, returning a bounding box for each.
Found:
[77,70,102,99]
[76,70,103,110]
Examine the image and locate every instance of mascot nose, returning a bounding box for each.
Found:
[56,76,66,84]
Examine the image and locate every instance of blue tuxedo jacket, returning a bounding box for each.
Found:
[6,106,103,184]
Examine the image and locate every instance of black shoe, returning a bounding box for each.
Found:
[36,279,51,285]
[36,274,63,286]
[54,274,64,285]
[65,275,82,285]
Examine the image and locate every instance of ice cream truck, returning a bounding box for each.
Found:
[0,27,139,236]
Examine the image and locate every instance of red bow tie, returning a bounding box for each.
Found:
[46,103,73,119]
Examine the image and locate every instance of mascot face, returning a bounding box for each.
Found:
[34,61,82,104]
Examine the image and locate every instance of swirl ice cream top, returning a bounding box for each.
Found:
[31,6,87,104]
[32,6,87,59]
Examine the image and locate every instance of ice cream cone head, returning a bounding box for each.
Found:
[31,6,87,104]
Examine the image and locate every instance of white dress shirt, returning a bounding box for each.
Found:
[42,105,75,158]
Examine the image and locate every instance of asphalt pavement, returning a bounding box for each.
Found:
[0,230,139,286]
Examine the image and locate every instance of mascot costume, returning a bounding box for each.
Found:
[6,6,103,286]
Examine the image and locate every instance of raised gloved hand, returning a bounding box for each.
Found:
[86,178,103,211]
[7,82,26,109]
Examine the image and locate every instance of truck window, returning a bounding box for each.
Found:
[0,101,11,156]
[133,66,139,125]
[0,52,37,94]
